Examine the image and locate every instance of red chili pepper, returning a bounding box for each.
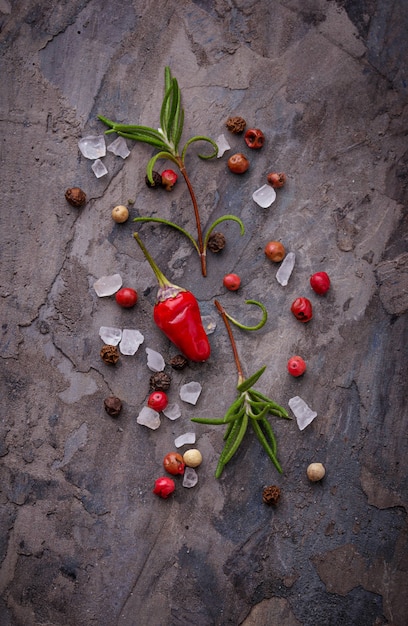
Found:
[134,233,211,362]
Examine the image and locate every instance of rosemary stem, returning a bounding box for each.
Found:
[214,300,245,384]
[178,159,206,276]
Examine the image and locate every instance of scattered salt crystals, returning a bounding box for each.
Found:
[78,135,106,159]
[99,326,122,345]
[288,396,317,430]
[146,348,165,372]
[252,184,277,208]
[163,403,182,421]
[215,133,231,158]
[119,329,144,355]
[202,315,217,335]
[175,432,196,448]
[107,136,130,159]
[276,252,296,286]
[136,406,161,430]
[92,159,108,178]
[183,467,198,488]
[180,381,202,405]
[93,274,123,297]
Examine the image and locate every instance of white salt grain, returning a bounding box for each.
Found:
[163,403,182,421]
[182,467,198,488]
[288,396,317,430]
[174,432,196,448]
[252,184,276,208]
[136,406,161,430]
[180,381,202,405]
[78,135,106,159]
[99,326,122,345]
[93,274,123,297]
[146,348,165,372]
[276,252,296,286]
[119,329,144,355]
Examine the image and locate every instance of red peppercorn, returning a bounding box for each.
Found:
[227,153,250,174]
[291,297,313,323]
[163,452,185,475]
[264,241,286,262]
[223,273,241,291]
[161,169,178,191]
[287,356,307,377]
[153,476,175,499]
[147,391,168,412]
[115,287,138,308]
[244,128,265,149]
[310,272,331,295]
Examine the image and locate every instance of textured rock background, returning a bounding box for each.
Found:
[0,1,407,625]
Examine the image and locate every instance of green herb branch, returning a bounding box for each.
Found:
[98,67,244,276]
[192,300,290,478]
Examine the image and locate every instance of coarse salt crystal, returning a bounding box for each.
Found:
[137,406,161,430]
[174,432,196,448]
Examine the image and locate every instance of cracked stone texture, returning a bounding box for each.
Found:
[0,1,407,625]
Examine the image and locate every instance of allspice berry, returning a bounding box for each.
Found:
[100,345,120,365]
[207,232,226,253]
[65,187,87,207]
[262,485,281,505]
[104,396,122,417]
[150,372,171,391]
[226,116,246,134]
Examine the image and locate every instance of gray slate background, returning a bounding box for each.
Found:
[0,1,407,625]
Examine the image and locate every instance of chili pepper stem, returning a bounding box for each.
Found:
[178,159,207,277]
[214,300,245,385]
[133,232,170,289]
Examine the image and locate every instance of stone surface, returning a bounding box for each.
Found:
[1,1,407,626]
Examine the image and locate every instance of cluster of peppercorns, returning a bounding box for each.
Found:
[263,238,331,378]
[148,361,204,498]
[224,116,286,193]
[145,169,178,191]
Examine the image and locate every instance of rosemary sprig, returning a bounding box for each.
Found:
[98,67,244,276]
[191,300,291,478]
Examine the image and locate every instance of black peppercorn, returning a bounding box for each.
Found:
[207,232,226,253]
[226,116,246,134]
[104,396,122,417]
[262,485,281,505]
[145,170,162,188]
[100,345,120,365]
[169,354,188,370]
[150,372,171,391]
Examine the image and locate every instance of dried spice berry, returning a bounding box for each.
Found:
[145,170,162,188]
[262,485,281,505]
[207,232,226,253]
[227,153,250,174]
[111,205,129,223]
[225,116,246,134]
[149,371,171,391]
[161,169,178,191]
[267,172,286,189]
[169,354,188,370]
[100,345,120,365]
[104,396,122,417]
[244,128,265,149]
[65,187,86,207]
